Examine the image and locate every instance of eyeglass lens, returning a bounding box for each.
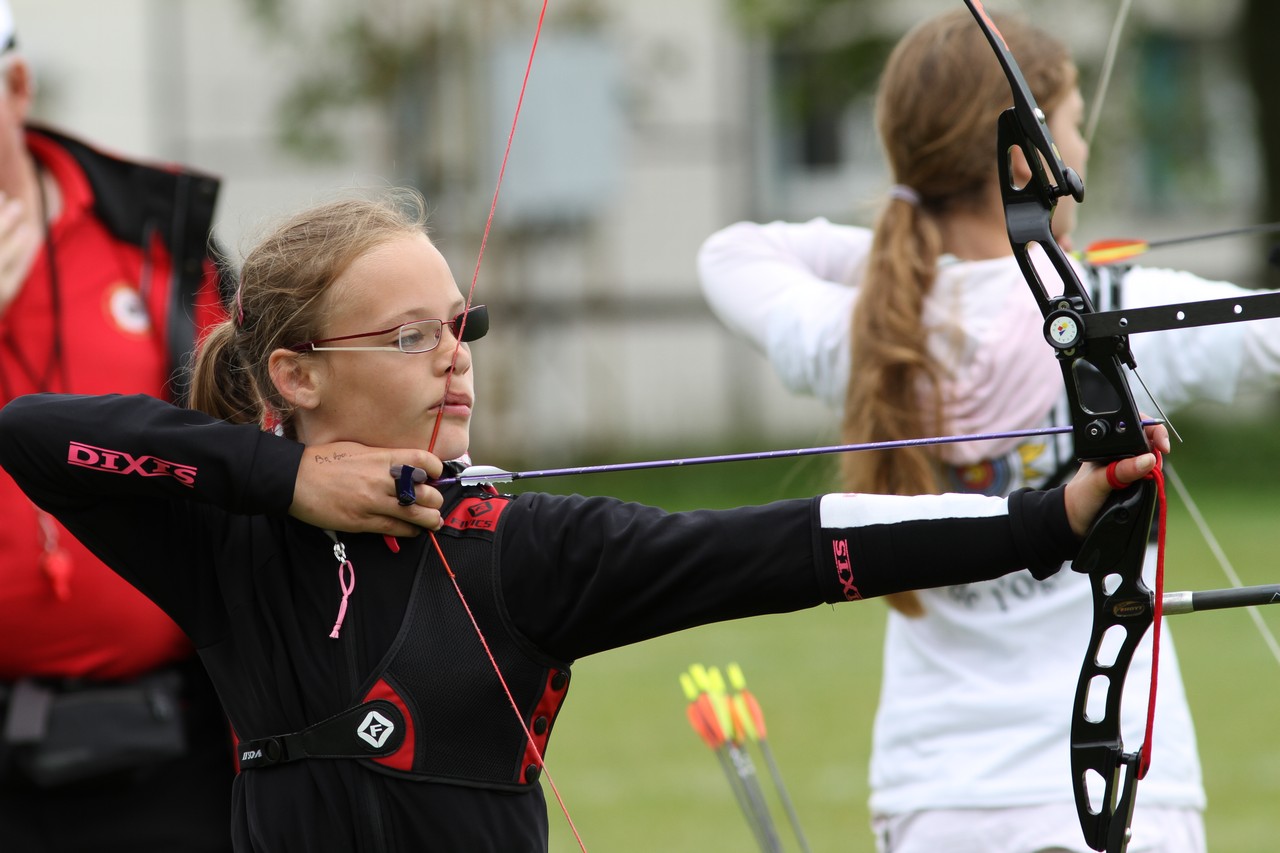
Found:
[397,306,488,353]
[397,320,443,353]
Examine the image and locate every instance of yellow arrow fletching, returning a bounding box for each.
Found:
[726,662,769,740]
[727,662,747,691]
[723,663,758,741]
[704,666,736,743]
[689,663,711,692]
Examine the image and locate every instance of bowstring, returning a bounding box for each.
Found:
[422,2,586,848]
[1139,455,1166,778]
[1164,463,1280,668]
[1084,0,1134,147]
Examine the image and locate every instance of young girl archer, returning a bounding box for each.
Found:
[0,190,1163,852]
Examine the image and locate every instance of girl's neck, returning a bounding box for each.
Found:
[938,206,1015,262]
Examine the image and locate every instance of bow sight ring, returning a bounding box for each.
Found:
[1045,305,1084,351]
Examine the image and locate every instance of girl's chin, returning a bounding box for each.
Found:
[421,430,471,463]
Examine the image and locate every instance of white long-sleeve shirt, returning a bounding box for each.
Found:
[699,217,1280,816]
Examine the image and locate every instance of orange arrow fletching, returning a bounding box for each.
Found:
[686,702,722,750]
[1083,238,1149,266]
[694,695,728,746]
[681,671,725,748]
[729,693,758,743]
[742,690,767,740]
[681,671,726,748]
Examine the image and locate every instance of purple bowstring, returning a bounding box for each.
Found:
[435,420,1161,487]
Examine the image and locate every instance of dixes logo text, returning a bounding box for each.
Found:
[833,539,862,601]
[67,441,198,488]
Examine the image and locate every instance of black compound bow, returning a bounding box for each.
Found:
[962,1,1280,850]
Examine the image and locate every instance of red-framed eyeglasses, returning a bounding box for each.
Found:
[290,305,489,354]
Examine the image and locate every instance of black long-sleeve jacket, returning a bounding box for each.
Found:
[0,393,1078,851]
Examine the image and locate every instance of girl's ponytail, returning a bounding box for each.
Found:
[190,320,264,427]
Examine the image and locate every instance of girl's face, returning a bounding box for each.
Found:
[1047,85,1089,250]
[300,232,475,460]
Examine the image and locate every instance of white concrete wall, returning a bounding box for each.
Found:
[11,0,838,463]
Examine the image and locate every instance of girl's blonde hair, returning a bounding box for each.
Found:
[190,191,429,439]
[841,10,1074,613]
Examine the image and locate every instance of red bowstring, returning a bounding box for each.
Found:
[1106,451,1166,779]
[418,2,586,848]
[427,534,584,848]
[1139,452,1165,779]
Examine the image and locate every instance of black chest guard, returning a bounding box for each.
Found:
[238,489,572,791]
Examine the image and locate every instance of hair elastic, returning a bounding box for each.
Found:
[888,184,922,206]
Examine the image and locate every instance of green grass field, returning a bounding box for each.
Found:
[518,412,1280,852]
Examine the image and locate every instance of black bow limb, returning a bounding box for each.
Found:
[1069,479,1160,852]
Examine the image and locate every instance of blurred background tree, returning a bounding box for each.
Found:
[238,0,606,200]
[1241,0,1280,287]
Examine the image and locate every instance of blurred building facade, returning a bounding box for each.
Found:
[12,0,1261,461]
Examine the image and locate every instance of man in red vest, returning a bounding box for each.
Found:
[0,2,235,849]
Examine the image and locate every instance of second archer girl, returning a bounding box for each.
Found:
[698,7,1280,853]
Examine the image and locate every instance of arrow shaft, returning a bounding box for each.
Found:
[759,741,812,853]
[1145,220,1280,250]
[729,744,782,853]
[714,747,771,851]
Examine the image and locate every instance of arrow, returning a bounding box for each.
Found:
[703,665,782,853]
[438,422,1161,488]
[682,666,782,852]
[680,671,762,843]
[1082,222,1280,266]
[726,663,812,853]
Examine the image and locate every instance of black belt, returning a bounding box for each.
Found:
[0,668,188,787]
[237,700,405,770]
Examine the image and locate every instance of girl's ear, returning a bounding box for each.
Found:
[268,348,324,411]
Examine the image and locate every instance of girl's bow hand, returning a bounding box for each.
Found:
[1063,421,1171,538]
